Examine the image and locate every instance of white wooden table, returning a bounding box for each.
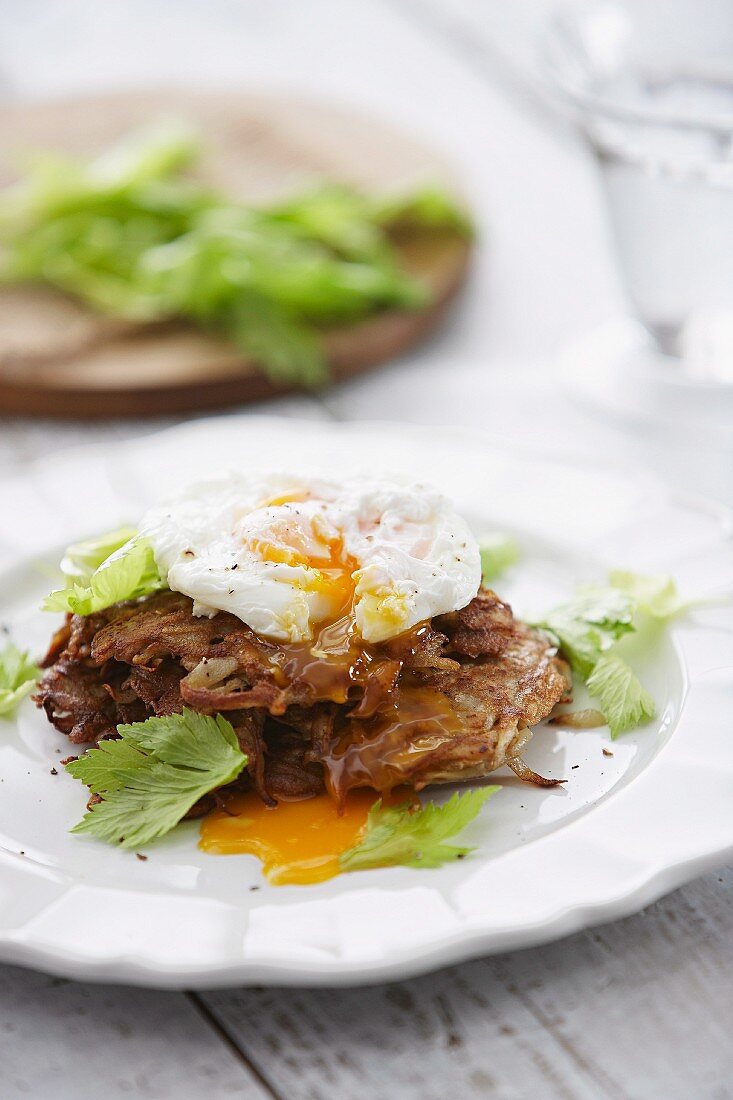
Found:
[1,3,731,1097]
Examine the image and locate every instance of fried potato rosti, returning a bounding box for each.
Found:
[36,588,570,805]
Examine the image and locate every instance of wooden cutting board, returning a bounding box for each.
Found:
[0,90,472,419]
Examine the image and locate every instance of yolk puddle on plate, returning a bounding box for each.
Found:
[199,789,380,885]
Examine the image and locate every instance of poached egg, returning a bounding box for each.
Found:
[140,474,480,644]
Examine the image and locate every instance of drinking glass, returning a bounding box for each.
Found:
[543,0,733,381]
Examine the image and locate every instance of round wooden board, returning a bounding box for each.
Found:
[0,90,472,419]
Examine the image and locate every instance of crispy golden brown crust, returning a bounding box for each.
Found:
[35,588,570,803]
[388,618,571,789]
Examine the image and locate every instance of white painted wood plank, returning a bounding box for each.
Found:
[0,967,274,1100]
[201,867,733,1100]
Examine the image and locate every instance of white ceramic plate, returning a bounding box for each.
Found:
[1,416,732,989]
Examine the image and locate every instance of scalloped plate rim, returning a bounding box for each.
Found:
[0,415,730,988]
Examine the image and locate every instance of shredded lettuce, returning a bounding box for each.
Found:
[0,124,470,386]
[66,709,248,848]
[0,642,40,717]
[43,532,166,615]
[339,787,498,872]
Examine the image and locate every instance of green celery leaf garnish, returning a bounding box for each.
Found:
[86,120,200,191]
[536,569,692,737]
[226,294,329,388]
[142,210,427,322]
[607,570,691,620]
[586,652,656,739]
[0,642,40,717]
[66,709,248,848]
[43,533,166,615]
[536,587,636,678]
[479,533,520,584]
[266,184,393,263]
[339,786,498,873]
[58,525,139,583]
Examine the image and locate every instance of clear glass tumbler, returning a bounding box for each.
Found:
[542,0,733,380]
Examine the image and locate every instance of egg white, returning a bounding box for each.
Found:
[140,474,480,644]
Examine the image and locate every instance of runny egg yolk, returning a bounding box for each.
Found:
[199,789,379,885]
[245,510,359,625]
[260,488,311,509]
